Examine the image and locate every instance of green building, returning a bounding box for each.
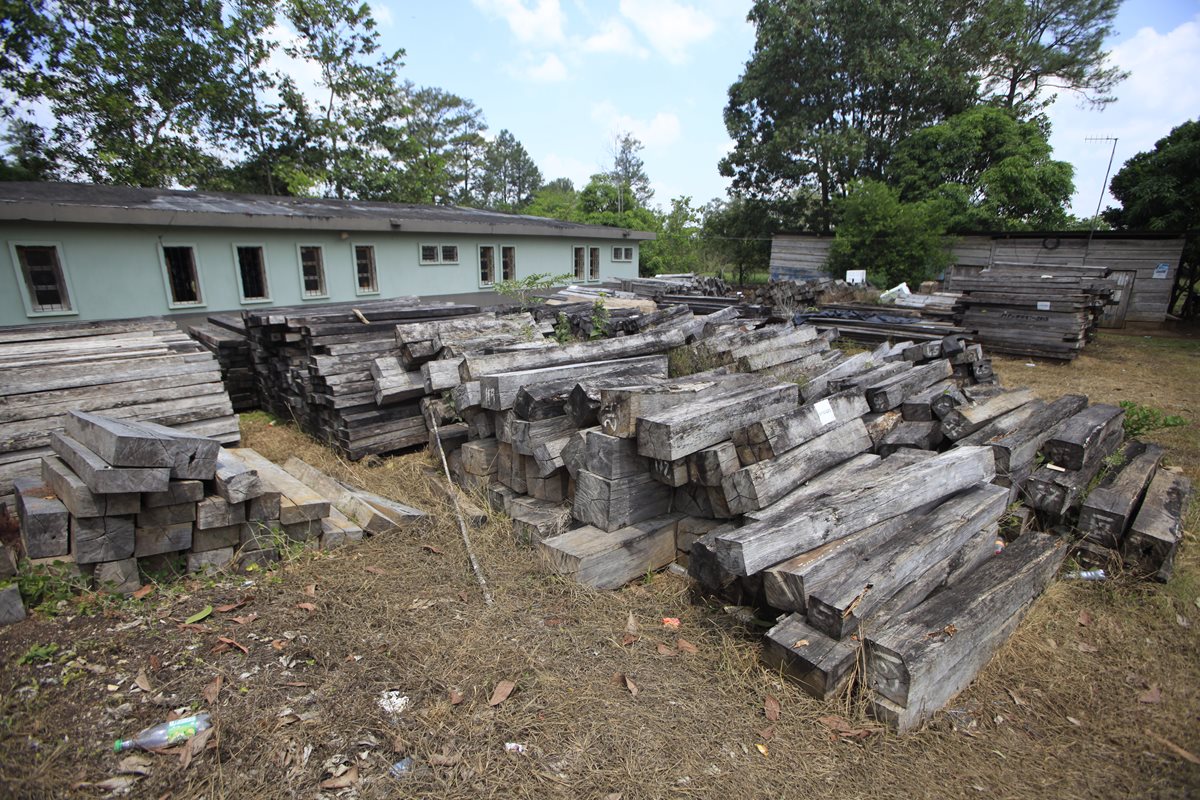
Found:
[0,183,652,325]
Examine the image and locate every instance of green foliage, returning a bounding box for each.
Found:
[17,642,59,666]
[640,196,711,277]
[16,559,93,615]
[552,312,572,344]
[476,129,542,211]
[890,107,1075,231]
[492,272,574,307]
[607,132,653,208]
[700,197,777,285]
[1118,401,1188,439]
[828,180,952,289]
[588,300,610,340]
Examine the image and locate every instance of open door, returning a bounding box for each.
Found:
[1098,270,1135,328]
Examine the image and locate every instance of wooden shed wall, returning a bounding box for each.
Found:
[769,235,833,281]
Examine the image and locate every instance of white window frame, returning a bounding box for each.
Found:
[419,242,460,266]
[588,245,601,282]
[158,242,207,310]
[612,245,634,262]
[352,242,380,296]
[296,244,328,300]
[9,240,78,317]
[231,243,272,304]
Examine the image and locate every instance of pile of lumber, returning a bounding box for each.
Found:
[616,274,732,297]
[892,291,961,321]
[0,318,238,503]
[241,298,482,460]
[185,314,256,412]
[6,411,422,616]
[952,266,1117,360]
[799,304,973,345]
[749,277,834,310]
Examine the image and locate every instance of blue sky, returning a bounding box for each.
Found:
[354,0,1200,219]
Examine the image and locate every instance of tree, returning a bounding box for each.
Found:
[1104,120,1200,316]
[701,196,779,286]
[525,178,579,220]
[889,106,1074,230]
[0,119,56,181]
[574,174,658,230]
[608,132,653,210]
[478,130,543,211]
[721,0,984,232]
[827,180,952,290]
[393,84,487,205]
[982,0,1127,113]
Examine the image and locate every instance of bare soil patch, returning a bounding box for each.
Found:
[1,333,1198,799]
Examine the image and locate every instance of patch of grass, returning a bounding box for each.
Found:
[15,559,92,615]
[1119,400,1188,438]
[16,643,59,666]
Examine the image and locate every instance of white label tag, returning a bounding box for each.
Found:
[1037,301,1050,311]
[814,399,836,426]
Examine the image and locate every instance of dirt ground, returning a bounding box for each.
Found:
[1,331,1198,799]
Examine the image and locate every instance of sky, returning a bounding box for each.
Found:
[361,0,1199,219]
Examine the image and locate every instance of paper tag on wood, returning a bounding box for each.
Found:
[1037,301,1051,311]
[814,399,837,426]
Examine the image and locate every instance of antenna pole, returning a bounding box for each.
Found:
[1084,135,1118,263]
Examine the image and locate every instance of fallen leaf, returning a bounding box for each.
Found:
[215,600,247,613]
[1077,610,1092,626]
[304,584,317,597]
[408,598,436,611]
[1066,716,1082,727]
[118,753,154,775]
[149,655,161,671]
[623,674,639,696]
[448,689,465,705]
[1138,685,1162,704]
[184,605,213,625]
[662,617,681,629]
[656,643,675,657]
[543,617,565,627]
[759,725,776,740]
[792,639,811,649]
[819,715,880,741]
[1007,689,1026,707]
[218,637,249,655]
[296,602,317,613]
[319,765,359,789]
[427,752,462,767]
[203,675,222,705]
[676,638,698,654]
[365,566,386,575]
[489,680,516,706]
[178,623,208,633]
[134,668,153,693]
[180,725,214,770]
[621,633,639,647]
[1146,730,1200,765]
[764,694,781,722]
[86,776,139,791]
[231,613,258,625]
[271,639,287,650]
[422,544,445,555]
[1076,642,1099,654]
[624,612,639,636]
[132,585,154,600]
[755,743,769,757]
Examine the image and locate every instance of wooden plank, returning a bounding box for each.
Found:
[134,522,193,557]
[40,455,139,518]
[636,382,800,461]
[863,533,1066,732]
[50,433,170,494]
[71,514,136,564]
[572,470,672,531]
[539,512,683,590]
[876,421,944,457]
[1122,470,1192,582]
[939,389,1037,440]
[688,441,741,487]
[227,448,330,525]
[582,431,649,480]
[714,446,997,576]
[213,448,263,504]
[461,324,688,380]
[762,614,860,701]
[731,393,870,465]
[979,394,1089,475]
[864,359,953,412]
[1024,421,1123,519]
[13,476,70,558]
[141,479,205,508]
[1041,403,1125,470]
[1078,441,1164,547]
[482,355,668,412]
[282,457,415,534]
[135,502,197,528]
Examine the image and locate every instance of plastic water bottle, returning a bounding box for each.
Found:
[1065,569,1106,581]
[113,713,211,752]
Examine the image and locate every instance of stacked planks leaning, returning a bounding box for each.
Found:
[0,318,239,503]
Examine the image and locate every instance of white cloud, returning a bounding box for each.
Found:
[540,153,595,186]
[579,18,649,58]
[369,2,393,27]
[590,101,682,148]
[526,53,569,82]
[471,0,565,45]
[1046,15,1200,215]
[618,0,716,64]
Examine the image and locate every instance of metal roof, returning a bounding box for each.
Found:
[0,182,657,241]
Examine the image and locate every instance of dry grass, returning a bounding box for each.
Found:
[1,333,1198,798]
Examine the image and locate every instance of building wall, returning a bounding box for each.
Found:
[0,222,640,325]
[770,235,834,281]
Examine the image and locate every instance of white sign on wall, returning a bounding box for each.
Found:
[846,270,867,285]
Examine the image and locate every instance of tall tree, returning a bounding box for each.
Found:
[608,132,653,210]
[889,106,1074,230]
[1104,120,1200,316]
[982,0,1127,113]
[0,119,56,181]
[478,129,543,211]
[701,197,779,286]
[721,0,984,232]
[393,84,487,205]
[525,177,578,220]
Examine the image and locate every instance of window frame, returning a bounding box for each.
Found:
[501,245,516,282]
[231,243,272,305]
[296,243,329,300]
[478,244,497,288]
[612,245,634,262]
[588,246,601,282]
[352,242,380,296]
[419,242,460,266]
[8,240,78,318]
[157,242,207,310]
[572,245,586,281]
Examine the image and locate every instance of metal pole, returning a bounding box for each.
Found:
[1084,136,1118,263]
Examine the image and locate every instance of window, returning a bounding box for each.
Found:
[161,245,203,306]
[589,247,600,281]
[13,244,73,314]
[613,246,634,262]
[479,245,496,286]
[573,246,586,280]
[501,246,516,281]
[354,245,378,294]
[420,243,459,265]
[299,245,326,298]
[235,245,270,302]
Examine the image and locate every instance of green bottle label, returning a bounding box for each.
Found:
[164,717,200,743]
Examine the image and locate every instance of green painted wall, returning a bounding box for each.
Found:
[1,222,640,325]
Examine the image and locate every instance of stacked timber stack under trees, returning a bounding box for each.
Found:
[185,313,256,412]
[3,410,423,624]
[951,265,1117,360]
[0,318,239,504]
[241,298,485,461]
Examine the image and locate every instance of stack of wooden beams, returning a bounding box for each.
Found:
[9,411,423,604]
[241,298,481,460]
[0,319,238,503]
[952,266,1116,360]
[186,314,256,412]
[800,303,973,345]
